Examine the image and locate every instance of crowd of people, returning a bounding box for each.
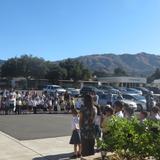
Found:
[0,89,77,115]
[69,93,160,159]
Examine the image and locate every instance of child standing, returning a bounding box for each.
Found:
[69,108,81,159]
[95,105,102,138]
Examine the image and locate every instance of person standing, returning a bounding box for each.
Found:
[79,94,97,157]
[146,91,154,111]
[9,94,16,114]
[94,105,102,139]
[123,104,134,119]
[48,96,53,113]
[16,96,22,115]
[4,96,10,115]
[69,108,81,159]
[113,101,124,118]
[32,97,37,114]
[92,91,99,106]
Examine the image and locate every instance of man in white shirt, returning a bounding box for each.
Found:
[9,94,16,112]
[113,101,124,118]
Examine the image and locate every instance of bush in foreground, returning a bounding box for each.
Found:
[98,116,160,160]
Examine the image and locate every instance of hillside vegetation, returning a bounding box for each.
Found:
[0,52,160,78]
[76,52,160,76]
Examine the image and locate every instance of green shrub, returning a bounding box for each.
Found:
[100,116,160,160]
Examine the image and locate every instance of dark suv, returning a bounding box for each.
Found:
[80,86,104,96]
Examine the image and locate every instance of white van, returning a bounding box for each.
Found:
[43,85,66,94]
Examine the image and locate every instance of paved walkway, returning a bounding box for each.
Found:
[0,131,78,160]
[0,114,71,140]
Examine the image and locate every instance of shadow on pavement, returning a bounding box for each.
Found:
[33,152,75,160]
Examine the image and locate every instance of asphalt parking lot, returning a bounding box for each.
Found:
[0,114,72,140]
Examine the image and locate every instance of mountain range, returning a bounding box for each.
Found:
[75,52,160,76]
[0,53,160,77]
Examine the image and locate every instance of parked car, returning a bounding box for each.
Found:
[80,86,104,96]
[98,86,121,94]
[98,93,137,110]
[108,88,121,94]
[98,93,113,106]
[147,87,160,94]
[121,99,137,111]
[97,86,113,92]
[66,88,80,97]
[122,93,147,111]
[134,87,150,96]
[121,88,143,95]
[43,85,66,94]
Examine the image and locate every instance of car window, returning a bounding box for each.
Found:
[123,95,133,100]
[54,86,61,89]
[50,86,53,90]
[112,95,117,100]
[113,95,122,100]
[133,95,145,100]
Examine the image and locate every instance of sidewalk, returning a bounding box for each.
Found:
[0,131,77,160]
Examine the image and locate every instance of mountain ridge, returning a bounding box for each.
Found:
[0,53,160,77]
[74,52,160,76]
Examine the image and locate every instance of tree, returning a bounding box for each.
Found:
[1,58,19,78]
[1,55,92,82]
[45,64,67,83]
[59,59,91,81]
[92,70,110,78]
[114,67,127,76]
[147,68,160,83]
[1,55,48,79]
[82,69,92,80]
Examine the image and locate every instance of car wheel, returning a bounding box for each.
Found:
[137,104,143,111]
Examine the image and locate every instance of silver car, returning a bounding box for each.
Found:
[98,93,137,110]
[122,94,147,111]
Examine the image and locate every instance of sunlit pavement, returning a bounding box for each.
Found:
[0,131,76,160]
[0,114,80,160]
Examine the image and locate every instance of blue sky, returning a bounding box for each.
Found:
[0,0,160,61]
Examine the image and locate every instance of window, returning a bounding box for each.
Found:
[123,94,133,100]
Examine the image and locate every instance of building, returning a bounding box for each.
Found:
[58,80,77,88]
[58,77,147,89]
[58,80,101,89]
[152,79,160,87]
[98,76,147,87]
[0,78,10,89]
[11,77,49,89]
